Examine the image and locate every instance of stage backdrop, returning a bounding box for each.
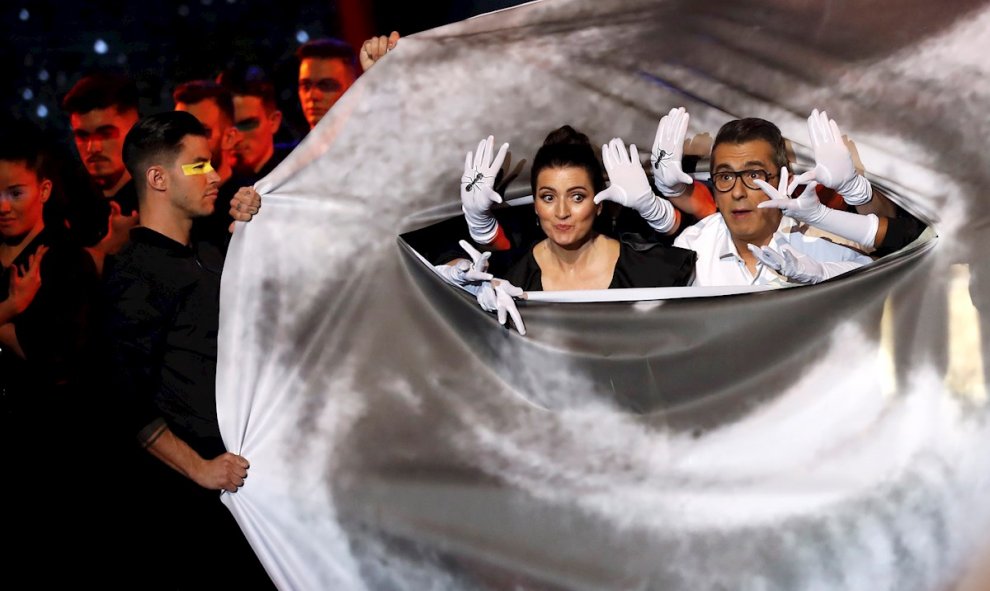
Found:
[216,1,990,589]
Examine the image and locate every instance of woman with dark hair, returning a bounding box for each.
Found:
[437,126,697,333]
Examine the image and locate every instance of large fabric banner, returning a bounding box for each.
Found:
[216,1,990,588]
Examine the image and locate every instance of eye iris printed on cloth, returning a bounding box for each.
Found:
[181,161,215,176]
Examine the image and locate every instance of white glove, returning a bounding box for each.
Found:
[756,169,878,248]
[461,135,509,244]
[789,109,872,206]
[434,240,493,287]
[475,279,526,335]
[747,243,830,284]
[651,107,694,197]
[595,137,677,234]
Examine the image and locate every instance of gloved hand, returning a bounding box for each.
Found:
[756,168,878,248]
[434,240,494,287]
[747,243,829,284]
[788,109,873,206]
[475,279,526,335]
[595,137,677,234]
[461,135,509,244]
[651,107,694,198]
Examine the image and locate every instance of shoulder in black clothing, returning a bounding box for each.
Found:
[504,238,696,292]
[610,240,696,289]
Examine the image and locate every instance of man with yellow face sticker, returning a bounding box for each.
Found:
[104,111,270,587]
[181,160,215,176]
[174,80,247,249]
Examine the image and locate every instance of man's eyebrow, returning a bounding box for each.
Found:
[96,125,119,133]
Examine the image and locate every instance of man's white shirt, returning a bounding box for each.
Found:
[673,214,873,287]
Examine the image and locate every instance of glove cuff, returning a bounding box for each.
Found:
[638,191,677,234]
[655,179,689,198]
[462,206,499,244]
[836,174,873,206]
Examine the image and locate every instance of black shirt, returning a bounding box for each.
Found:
[504,239,697,291]
[0,228,100,399]
[103,227,226,458]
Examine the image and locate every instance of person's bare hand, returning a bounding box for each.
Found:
[360,31,400,71]
[228,187,261,233]
[102,200,139,255]
[7,245,47,314]
[196,452,250,493]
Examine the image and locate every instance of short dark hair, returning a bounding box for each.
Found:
[711,118,789,171]
[0,116,51,180]
[295,38,357,70]
[173,80,234,124]
[62,72,139,115]
[530,125,606,195]
[217,67,278,112]
[123,111,207,200]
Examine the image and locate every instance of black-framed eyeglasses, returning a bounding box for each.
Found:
[711,169,778,192]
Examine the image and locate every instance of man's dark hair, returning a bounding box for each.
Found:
[530,125,606,195]
[61,72,139,115]
[217,67,278,112]
[173,80,234,124]
[0,116,51,180]
[295,38,357,70]
[123,112,207,200]
[712,118,789,171]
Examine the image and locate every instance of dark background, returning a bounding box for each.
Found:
[2,0,527,147]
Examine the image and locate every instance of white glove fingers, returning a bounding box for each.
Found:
[505,296,526,335]
[483,135,495,167]
[798,180,819,198]
[778,166,789,194]
[473,138,487,169]
[629,143,640,164]
[609,138,627,164]
[474,250,492,272]
[464,151,473,173]
[808,109,826,147]
[753,178,782,200]
[675,109,689,154]
[828,118,844,146]
[601,144,613,170]
[490,142,510,173]
[458,239,483,261]
[788,170,817,193]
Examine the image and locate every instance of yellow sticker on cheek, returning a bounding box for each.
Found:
[181,161,215,176]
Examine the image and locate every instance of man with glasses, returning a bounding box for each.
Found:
[672,116,872,286]
[296,37,358,131]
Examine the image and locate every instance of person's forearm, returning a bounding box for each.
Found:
[144,425,206,485]
[668,181,716,220]
[853,186,898,218]
[0,299,19,326]
[0,322,24,357]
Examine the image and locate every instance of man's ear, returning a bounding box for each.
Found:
[39,179,52,203]
[268,109,283,134]
[145,165,167,193]
[221,126,239,151]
